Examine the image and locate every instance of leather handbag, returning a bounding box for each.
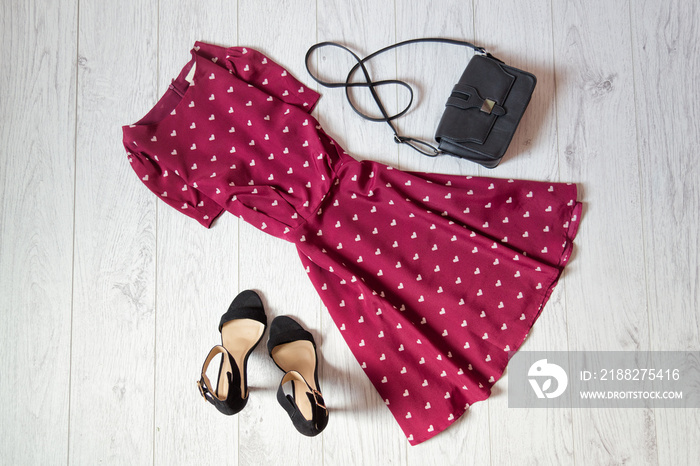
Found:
[305,39,537,168]
[435,54,536,168]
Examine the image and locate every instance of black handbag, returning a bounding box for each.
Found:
[305,39,537,168]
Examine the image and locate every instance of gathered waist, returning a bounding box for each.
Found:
[289,157,387,237]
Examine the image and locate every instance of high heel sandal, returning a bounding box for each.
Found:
[197,290,267,415]
[267,316,329,436]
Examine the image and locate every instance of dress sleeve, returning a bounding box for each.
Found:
[225,46,320,112]
[126,148,224,228]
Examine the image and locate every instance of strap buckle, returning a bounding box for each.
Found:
[311,389,327,411]
[196,379,208,400]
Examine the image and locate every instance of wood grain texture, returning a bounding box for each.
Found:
[236,2,326,465]
[553,0,656,465]
[630,0,700,464]
[1,0,699,464]
[154,213,241,466]
[316,0,400,167]
[473,1,575,465]
[393,1,489,464]
[316,0,410,463]
[69,0,158,463]
[154,4,241,464]
[473,0,560,182]
[395,0,480,178]
[0,0,77,463]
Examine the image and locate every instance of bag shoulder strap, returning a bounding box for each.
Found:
[304,38,493,157]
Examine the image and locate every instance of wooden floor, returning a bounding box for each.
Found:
[2,0,699,464]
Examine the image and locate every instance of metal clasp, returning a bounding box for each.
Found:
[311,389,327,411]
[480,98,496,114]
[196,380,207,400]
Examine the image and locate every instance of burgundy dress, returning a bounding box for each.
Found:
[122,41,581,445]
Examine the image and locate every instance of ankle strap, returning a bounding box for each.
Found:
[277,370,327,418]
[281,371,327,410]
[198,346,235,403]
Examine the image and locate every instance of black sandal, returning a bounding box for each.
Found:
[267,316,329,436]
[197,290,267,415]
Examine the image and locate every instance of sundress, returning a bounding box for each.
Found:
[122,41,581,445]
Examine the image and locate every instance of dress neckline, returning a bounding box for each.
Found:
[123,47,200,129]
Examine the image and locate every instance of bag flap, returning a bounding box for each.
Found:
[436,55,517,144]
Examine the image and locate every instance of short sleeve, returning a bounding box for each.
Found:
[225,46,320,112]
[126,148,224,228]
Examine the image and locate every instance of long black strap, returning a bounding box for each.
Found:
[304,38,491,157]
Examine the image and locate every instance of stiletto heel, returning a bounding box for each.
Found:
[267,316,328,436]
[197,290,267,415]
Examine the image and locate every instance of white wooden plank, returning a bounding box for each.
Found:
[473,1,561,181]
[392,0,490,462]
[394,0,481,178]
[69,0,158,463]
[552,0,656,464]
[315,0,409,463]
[235,1,326,464]
[315,0,401,168]
[154,216,240,466]
[1,0,697,464]
[153,4,241,463]
[630,0,700,464]
[471,1,576,464]
[0,1,77,463]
